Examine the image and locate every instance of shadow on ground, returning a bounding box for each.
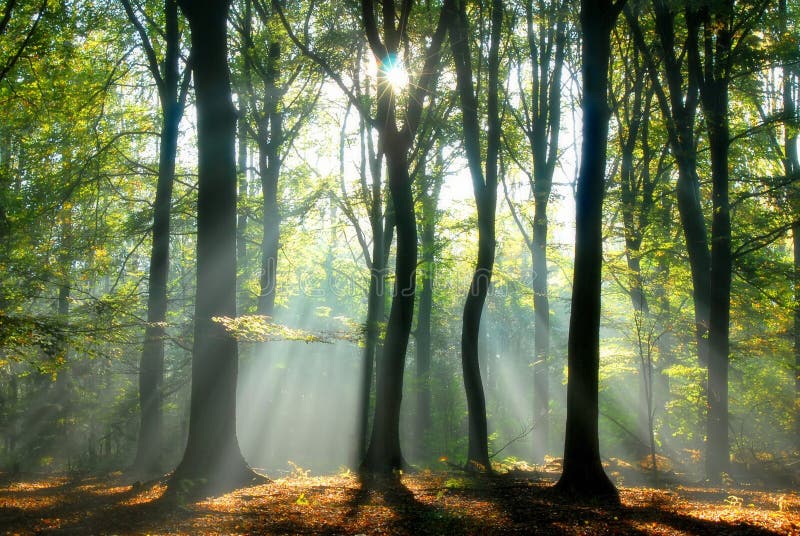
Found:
[0,472,794,534]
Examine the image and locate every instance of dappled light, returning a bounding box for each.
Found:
[0,472,797,534]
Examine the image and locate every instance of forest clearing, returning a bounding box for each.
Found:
[1,467,799,535]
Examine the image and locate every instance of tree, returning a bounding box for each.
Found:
[414,137,445,460]
[608,28,668,475]
[447,0,503,472]
[120,0,191,476]
[358,0,452,473]
[554,0,624,500]
[782,0,800,447]
[0,0,47,86]
[171,0,259,492]
[689,0,734,484]
[505,0,567,463]
[0,0,47,256]
[624,0,711,375]
[232,0,321,318]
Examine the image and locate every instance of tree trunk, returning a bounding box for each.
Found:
[361,151,416,472]
[519,0,565,464]
[554,0,620,500]
[134,96,179,475]
[415,217,433,459]
[531,196,550,463]
[123,0,185,476]
[257,42,282,318]
[359,0,450,474]
[448,0,502,473]
[237,101,249,311]
[704,83,731,483]
[356,110,385,464]
[692,1,733,484]
[414,163,441,461]
[794,222,800,447]
[626,3,711,368]
[781,0,800,452]
[172,0,256,492]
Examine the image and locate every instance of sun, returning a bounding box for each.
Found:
[380,54,409,92]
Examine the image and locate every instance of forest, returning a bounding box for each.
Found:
[0,0,799,533]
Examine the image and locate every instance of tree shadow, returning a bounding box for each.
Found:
[480,473,787,535]
[0,473,792,534]
[343,472,471,534]
[0,475,186,534]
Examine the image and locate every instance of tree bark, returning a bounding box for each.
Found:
[172,0,256,492]
[362,149,416,472]
[359,0,450,473]
[691,0,733,484]
[704,83,731,482]
[134,94,179,475]
[554,0,621,501]
[518,0,565,464]
[448,0,502,473]
[256,41,282,317]
[356,109,385,464]
[123,0,187,476]
[781,0,800,452]
[415,155,442,461]
[237,92,249,313]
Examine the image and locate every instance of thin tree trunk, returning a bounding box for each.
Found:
[781,0,800,451]
[134,97,179,474]
[237,102,249,310]
[794,222,800,447]
[692,1,733,483]
[626,3,711,368]
[520,0,565,464]
[531,196,550,462]
[705,91,731,482]
[359,0,450,474]
[123,0,186,476]
[415,161,441,461]
[448,0,502,473]
[257,42,282,318]
[356,106,385,463]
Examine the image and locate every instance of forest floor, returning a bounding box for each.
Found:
[0,466,798,535]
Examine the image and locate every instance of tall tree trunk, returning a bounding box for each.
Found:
[257,42,282,318]
[415,216,433,458]
[362,150,416,472]
[415,157,441,461]
[237,102,249,310]
[554,0,622,500]
[235,0,252,314]
[691,1,733,483]
[172,0,256,492]
[122,0,186,476]
[355,108,385,463]
[781,0,800,451]
[518,0,565,464]
[448,0,502,473]
[531,195,550,462]
[794,221,800,447]
[134,96,179,474]
[359,0,450,474]
[704,88,731,482]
